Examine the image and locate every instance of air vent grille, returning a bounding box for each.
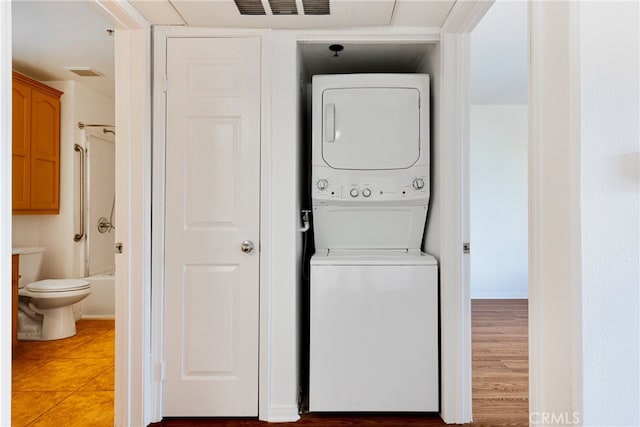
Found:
[234,0,330,16]
[302,0,330,15]
[64,67,104,77]
[233,0,266,15]
[269,0,298,15]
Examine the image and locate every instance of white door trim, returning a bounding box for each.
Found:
[0,2,13,424]
[528,1,583,419]
[151,26,273,422]
[93,2,151,426]
[438,1,492,423]
[438,31,472,424]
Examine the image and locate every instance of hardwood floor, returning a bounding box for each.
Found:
[471,299,528,426]
[9,301,526,426]
[152,300,529,427]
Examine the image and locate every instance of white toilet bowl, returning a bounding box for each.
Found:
[13,247,92,341]
[19,279,92,341]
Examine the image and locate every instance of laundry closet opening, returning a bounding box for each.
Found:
[295,40,443,412]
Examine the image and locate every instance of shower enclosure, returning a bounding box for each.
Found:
[76,123,116,318]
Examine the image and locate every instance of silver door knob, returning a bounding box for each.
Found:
[240,240,254,253]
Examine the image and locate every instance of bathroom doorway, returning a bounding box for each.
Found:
[11,1,116,425]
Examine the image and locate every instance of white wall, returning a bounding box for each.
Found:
[470,105,527,299]
[578,2,639,425]
[470,0,527,105]
[530,1,639,425]
[469,0,528,300]
[12,80,114,280]
[267,30,302,421]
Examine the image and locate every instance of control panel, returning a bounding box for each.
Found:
[312,167,429,204]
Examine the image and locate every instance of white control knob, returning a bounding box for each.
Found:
[412,177,425,190]
[350,188,359,198]
[317,179,328,191]
[362,188,372,198]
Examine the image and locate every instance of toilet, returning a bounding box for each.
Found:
[14,247,92,341]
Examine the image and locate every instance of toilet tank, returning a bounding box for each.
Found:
[12,247,45,287]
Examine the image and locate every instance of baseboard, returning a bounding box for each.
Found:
[471,292,528,299]
[262,405,300,423]
[81,315,116,320]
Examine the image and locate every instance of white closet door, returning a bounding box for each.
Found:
[163,36,261,417]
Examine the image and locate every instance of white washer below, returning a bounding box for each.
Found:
[309,249,439,412]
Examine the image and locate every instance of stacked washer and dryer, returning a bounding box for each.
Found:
[309,74,439,412]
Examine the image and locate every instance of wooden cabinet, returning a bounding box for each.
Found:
[12,71,63,215]
[12,255,19,355]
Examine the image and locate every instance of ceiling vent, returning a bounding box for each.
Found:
[233,0,266,15]
[64,66,104,77]
[302,0,330,15]
[234,0,330,16]
[269,0,298,15]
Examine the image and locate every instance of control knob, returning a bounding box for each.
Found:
[350,188,359,198]
[362,188,372,198]
[316,179,328,191]
[412,177,425,190]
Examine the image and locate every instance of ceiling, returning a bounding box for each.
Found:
[299,43,436,76]
[11,0,527,104]
[129,0,457,28]
[12,0,116,99]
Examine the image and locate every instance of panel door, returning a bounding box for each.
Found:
[322,87,420,170]
[163,37,261,417]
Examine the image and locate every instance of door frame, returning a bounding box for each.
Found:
[0,1,151,425]
[93,1,151,426]
[151,26,273,422]
[0,3,12,423]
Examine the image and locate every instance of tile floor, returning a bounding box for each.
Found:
[12,319,115,427]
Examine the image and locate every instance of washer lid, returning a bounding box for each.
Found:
[26,279,90,293]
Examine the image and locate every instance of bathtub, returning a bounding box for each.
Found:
[79,271,115,319]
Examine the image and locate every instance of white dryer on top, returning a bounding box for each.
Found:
[311,73,430,251]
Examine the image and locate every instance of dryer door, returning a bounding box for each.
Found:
[322,87,421,170]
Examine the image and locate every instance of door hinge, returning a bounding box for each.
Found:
[463,242,470,254]
[163,75,168,93]
[115,242,123,254]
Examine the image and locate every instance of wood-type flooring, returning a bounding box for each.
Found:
[153,299,529,427]
[10,300,527,426]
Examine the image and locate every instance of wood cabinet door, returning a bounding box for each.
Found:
[12,72,62,215]
[12,80,31,211]
[29,89,60,213]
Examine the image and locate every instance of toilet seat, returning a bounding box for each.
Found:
[25,279,90,293]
